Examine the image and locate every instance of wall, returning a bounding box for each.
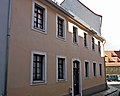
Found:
[7,0,106,96]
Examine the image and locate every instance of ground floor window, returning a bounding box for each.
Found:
[99,64,102,76]
[31,51,47,84]
[84,61,90,78]
[56,56,67,81]
[93,63,96,76]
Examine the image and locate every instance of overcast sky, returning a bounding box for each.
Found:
[56,0,120,51]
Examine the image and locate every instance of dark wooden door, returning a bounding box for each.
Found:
[73,61,79,95]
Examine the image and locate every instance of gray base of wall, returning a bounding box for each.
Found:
[82,83,108,96]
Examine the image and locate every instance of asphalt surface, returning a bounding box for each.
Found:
[107,81,120,89]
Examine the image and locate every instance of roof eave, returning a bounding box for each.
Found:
[45,0,74,18]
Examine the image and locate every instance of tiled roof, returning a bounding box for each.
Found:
[105,51,120,66]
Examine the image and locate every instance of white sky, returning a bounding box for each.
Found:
[56,0,120,51]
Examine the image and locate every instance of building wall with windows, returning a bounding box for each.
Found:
[7,0,106,96]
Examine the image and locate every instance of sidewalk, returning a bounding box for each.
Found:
[91,86,120,96]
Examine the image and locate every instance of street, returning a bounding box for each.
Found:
[107,81,120,89]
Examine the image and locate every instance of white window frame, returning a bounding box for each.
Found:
[32,1,47,34]
[30,51,47,85]
[56,14,66,40]
[84,60,90,79]
[92,61,97,77]
[56,55,67,81]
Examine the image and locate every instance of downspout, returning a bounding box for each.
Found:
[103,41,108,89]
[4,0,12,95]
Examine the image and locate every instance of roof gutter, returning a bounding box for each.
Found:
[4,0,12,95]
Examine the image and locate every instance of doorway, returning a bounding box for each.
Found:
[73,60,80,96]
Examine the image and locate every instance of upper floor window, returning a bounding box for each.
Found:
[56,15,66,39]
[33,2,47,32]
[84,33,88,47]
[73,26,78,44]
[98,41,101,53]
[56,56,67,81]
[92,37,95,50]
[31,51,47,84]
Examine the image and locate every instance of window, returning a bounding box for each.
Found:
[99,64,102,76]
[73,26,78,44]
[92,37,95,50]
[33,2,47,32]
[56,56,66,81]
[56,15,66,39]
[31,52,47,84]
[98,41,101,53]
[84,61,89,78]
[84,33,88,47]
[93,63,96,76]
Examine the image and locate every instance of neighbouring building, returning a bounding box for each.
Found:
[105,51,120,76]
[0,0,106,96]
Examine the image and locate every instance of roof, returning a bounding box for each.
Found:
[61,0,102,35]
[45,0,105,41]
[105,51,120,67]
[62,0,102,17]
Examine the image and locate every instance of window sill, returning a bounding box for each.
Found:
[30,80,47,86]
[72,42,79,46]
[56,36,66,42]
[99,75,102,77]
[84,77,90,80]
[32,27,47,35]
[92,49,95,51]
[57,79,66,83]
[84,46,88,49]
[93,76,97,78]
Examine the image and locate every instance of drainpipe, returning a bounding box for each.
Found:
[103,41,108,89]
[4,0,12,96]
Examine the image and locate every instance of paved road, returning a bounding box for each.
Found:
[107,81,120,89]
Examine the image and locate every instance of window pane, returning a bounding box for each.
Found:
[38,19,40,23]
[34,13,37,17]
[58,58,65,79]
